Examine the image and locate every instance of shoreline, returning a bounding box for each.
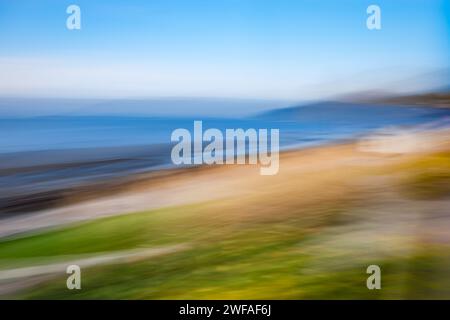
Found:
[0,133,348,215]
[0,126,449,238]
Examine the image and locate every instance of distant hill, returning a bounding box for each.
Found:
[368,92,450,109]
[257,101,450,124]
[337,88,450,109]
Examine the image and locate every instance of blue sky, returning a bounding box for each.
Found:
[0,0,448,100]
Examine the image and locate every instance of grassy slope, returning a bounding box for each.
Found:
[0,150,449,299]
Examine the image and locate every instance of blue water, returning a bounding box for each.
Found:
[0,117,335,153]
[1,102,448,154]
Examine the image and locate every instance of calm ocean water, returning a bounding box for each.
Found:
[0,117,354,154]
[1,102,449,154]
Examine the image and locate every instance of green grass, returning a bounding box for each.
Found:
[0,199,353,298]
[0,197,348,266]
[1,198,449,299]
[0,204,214,264]
[15,230,450,299]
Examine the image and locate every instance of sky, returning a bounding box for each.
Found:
[0,0,449,104]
